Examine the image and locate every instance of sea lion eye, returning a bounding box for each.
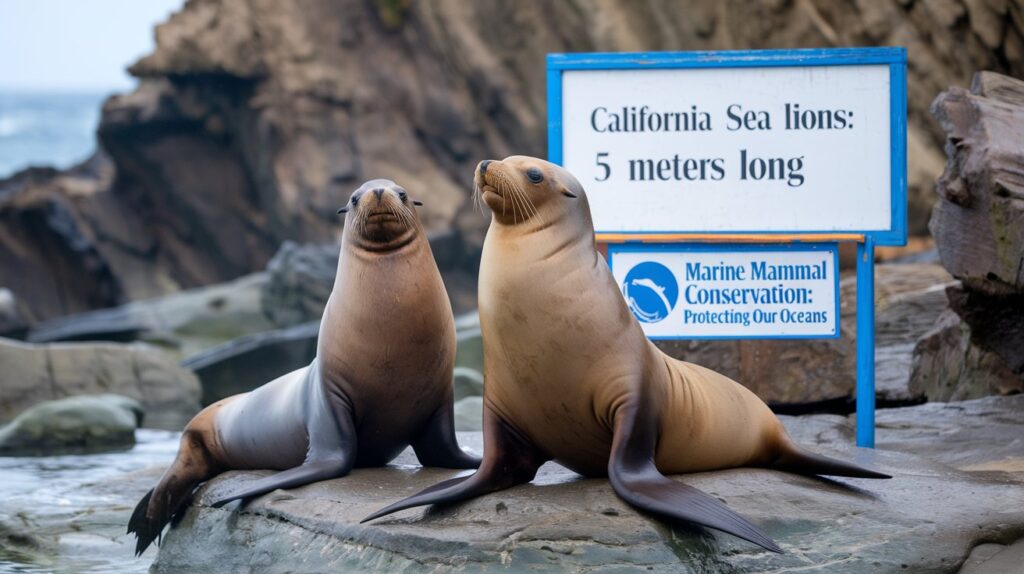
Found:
[351,195,359,207]
[526,168,544,184]
[398,190,408,202]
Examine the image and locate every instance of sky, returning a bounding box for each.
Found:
[0,0,185,92]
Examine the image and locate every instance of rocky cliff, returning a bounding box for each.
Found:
[2,0,1021,321]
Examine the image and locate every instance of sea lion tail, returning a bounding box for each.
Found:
[771,443,891,479]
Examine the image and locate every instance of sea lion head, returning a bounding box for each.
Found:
[474,156,586,228]
[338,179,424,249]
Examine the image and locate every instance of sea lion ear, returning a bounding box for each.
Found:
[413,200,424,206]
[562,189,578,199]
[337,207,348,214]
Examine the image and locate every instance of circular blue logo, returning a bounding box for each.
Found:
[622,261,678,323]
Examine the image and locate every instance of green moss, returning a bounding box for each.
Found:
[373,0,412,31]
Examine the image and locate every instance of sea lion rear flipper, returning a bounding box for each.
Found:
[361,405,546,522]
[207,400,357,508]
[608,401,783,554]
[771,444,891,479]
[411,399,482,469]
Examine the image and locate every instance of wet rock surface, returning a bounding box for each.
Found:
[0,338,201,430]
[0,394,143,456]
[153,396,1024,573]
[0,430,179,573]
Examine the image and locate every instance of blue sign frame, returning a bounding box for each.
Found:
[607,242,841,340]
[547,48,909,449]
[546,47,908,246]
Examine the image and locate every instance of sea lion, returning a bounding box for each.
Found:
[128,179,480,555]
[363,157,888,552]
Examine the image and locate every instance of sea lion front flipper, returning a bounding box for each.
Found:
[207,399,357,508]
[361,404,547,522]
[608,400,783,554]
[411,399,482,469]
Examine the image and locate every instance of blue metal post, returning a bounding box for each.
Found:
[855,238,876,448]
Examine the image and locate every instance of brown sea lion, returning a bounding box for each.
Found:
[128,179,480,555]
[362,157,888,552]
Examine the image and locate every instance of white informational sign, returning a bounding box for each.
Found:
[608,245,839,339]
[561,65,892,234]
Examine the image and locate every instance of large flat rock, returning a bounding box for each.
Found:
[0,338,201,429]
[154,398,1024,573]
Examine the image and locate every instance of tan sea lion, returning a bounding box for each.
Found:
[128,179,480,555]
[363,157,888,552]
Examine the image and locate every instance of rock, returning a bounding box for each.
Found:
[4,1,1022,320]
[453,396,482,432]
[0,288,28,339]
[455,322,484,376]
[873,394,1024,471]
[656,263,953,408]
[182,321,320,405]
[261,242,339,328]
[27,273,273,359]
[153,395,1024,573]
[931,72,1024,295]
[0,338,201,429]
[919,71,1024,390]
[0,432,177,572]
[959,539,1024,574]
[909,309,1022,401]
[0,154,123,321]
[0,394,143,456]
[452,366,484,401]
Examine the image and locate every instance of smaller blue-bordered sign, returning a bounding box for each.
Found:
[608,243,840,340]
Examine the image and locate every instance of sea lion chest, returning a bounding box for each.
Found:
[318,248,456,465]
[480,240,646,477]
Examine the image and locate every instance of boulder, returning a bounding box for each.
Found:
[261,242,339,328]
[931,72,1024,296]
[0,338,201,429]
[182,321,320,405]
[153,395,1024,573]
[452,366,484,401]
[0,288,28,339]
[916,71,1024,391]
[455,323,484,376]
[453,396,483,432]
[0,394,143,456]
[27,273,273,359]
[655,263,953,408]
[909,309,1022,402]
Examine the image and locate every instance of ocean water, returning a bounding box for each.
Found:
[0,430,179,573]
[0,91,109,179]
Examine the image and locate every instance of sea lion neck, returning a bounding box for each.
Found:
[486,203,597,264]
[343,226,419,255]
